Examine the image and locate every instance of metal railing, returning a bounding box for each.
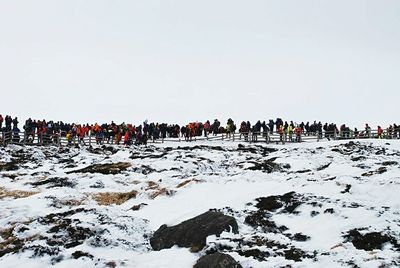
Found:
[0,129,398,148]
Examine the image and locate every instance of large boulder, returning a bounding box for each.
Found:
[194,252,242,268]
[150,211,238,251]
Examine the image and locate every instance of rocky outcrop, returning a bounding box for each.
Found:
[246,157,288,173]
[194,253,242,268]
[150,211,238,251]
[344,229,399,251]
[66,162,131,175]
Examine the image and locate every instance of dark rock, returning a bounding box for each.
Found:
[245,211,288,233]
[351,156,366,162]
[254,192,301,214]
[381,161,398,166]
[292,233,310,242]
[90,181,105,189]
[237,249,270,261]
[344,141,356,148]
[66,162,131,175]
[71,251,94,259]
[260,146,279,154]
[324,208,335,214]
[0,160,19,171]
[150,211,238,251]
[284,247,313,262]
[237,145,258,154]
[130,203,147,211]
[344,229,399,251]
[130,152,168,160]
[58,158,75,164]
[89,145,119,155]
[246,157,285,173]
[24,245,61,257]
[310,211,320,217]
[341,184,351,194]
[361,167,387,177]
[31,177,76,188]
[37,208,98,249]
[132,165,157,175]
[0,236,24,258]
[317,162,332,171]
[194,252,242,268]
[240,236,287,249]
[296,169,312,174]
[255,196,283,211]
[105,261,117,268]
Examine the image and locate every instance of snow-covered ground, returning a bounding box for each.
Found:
[0,140,399,268]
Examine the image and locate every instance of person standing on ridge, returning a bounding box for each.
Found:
[295,125,302,142]
[278,124,285,144]
[365,123,371,138]
[204,120,210,137]
[377,126,383,139]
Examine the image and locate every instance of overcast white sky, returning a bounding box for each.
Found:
[0,0,399,128]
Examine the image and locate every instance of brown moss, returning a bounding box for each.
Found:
[92,190,138,205]
[146,181,159,190]
[0,226,20,257]
[0,224,36,258]
[0,226,15,241]
[0,187,38,200]
[149,188,167,199]
[176,179,204,188]
[149,188,176,199]
[176,180,192,188]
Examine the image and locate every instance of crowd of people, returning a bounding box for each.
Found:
[0,114,399,146]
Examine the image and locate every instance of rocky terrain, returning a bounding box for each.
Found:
[0,140,399,267]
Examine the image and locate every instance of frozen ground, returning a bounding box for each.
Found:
[0,139,399,268]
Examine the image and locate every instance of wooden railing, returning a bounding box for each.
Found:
[0,129,398,147]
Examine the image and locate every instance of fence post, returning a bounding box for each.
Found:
[6,131,10,145]
[89,134,92,147]
[1,131,4,147]
[58,133,61,147]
